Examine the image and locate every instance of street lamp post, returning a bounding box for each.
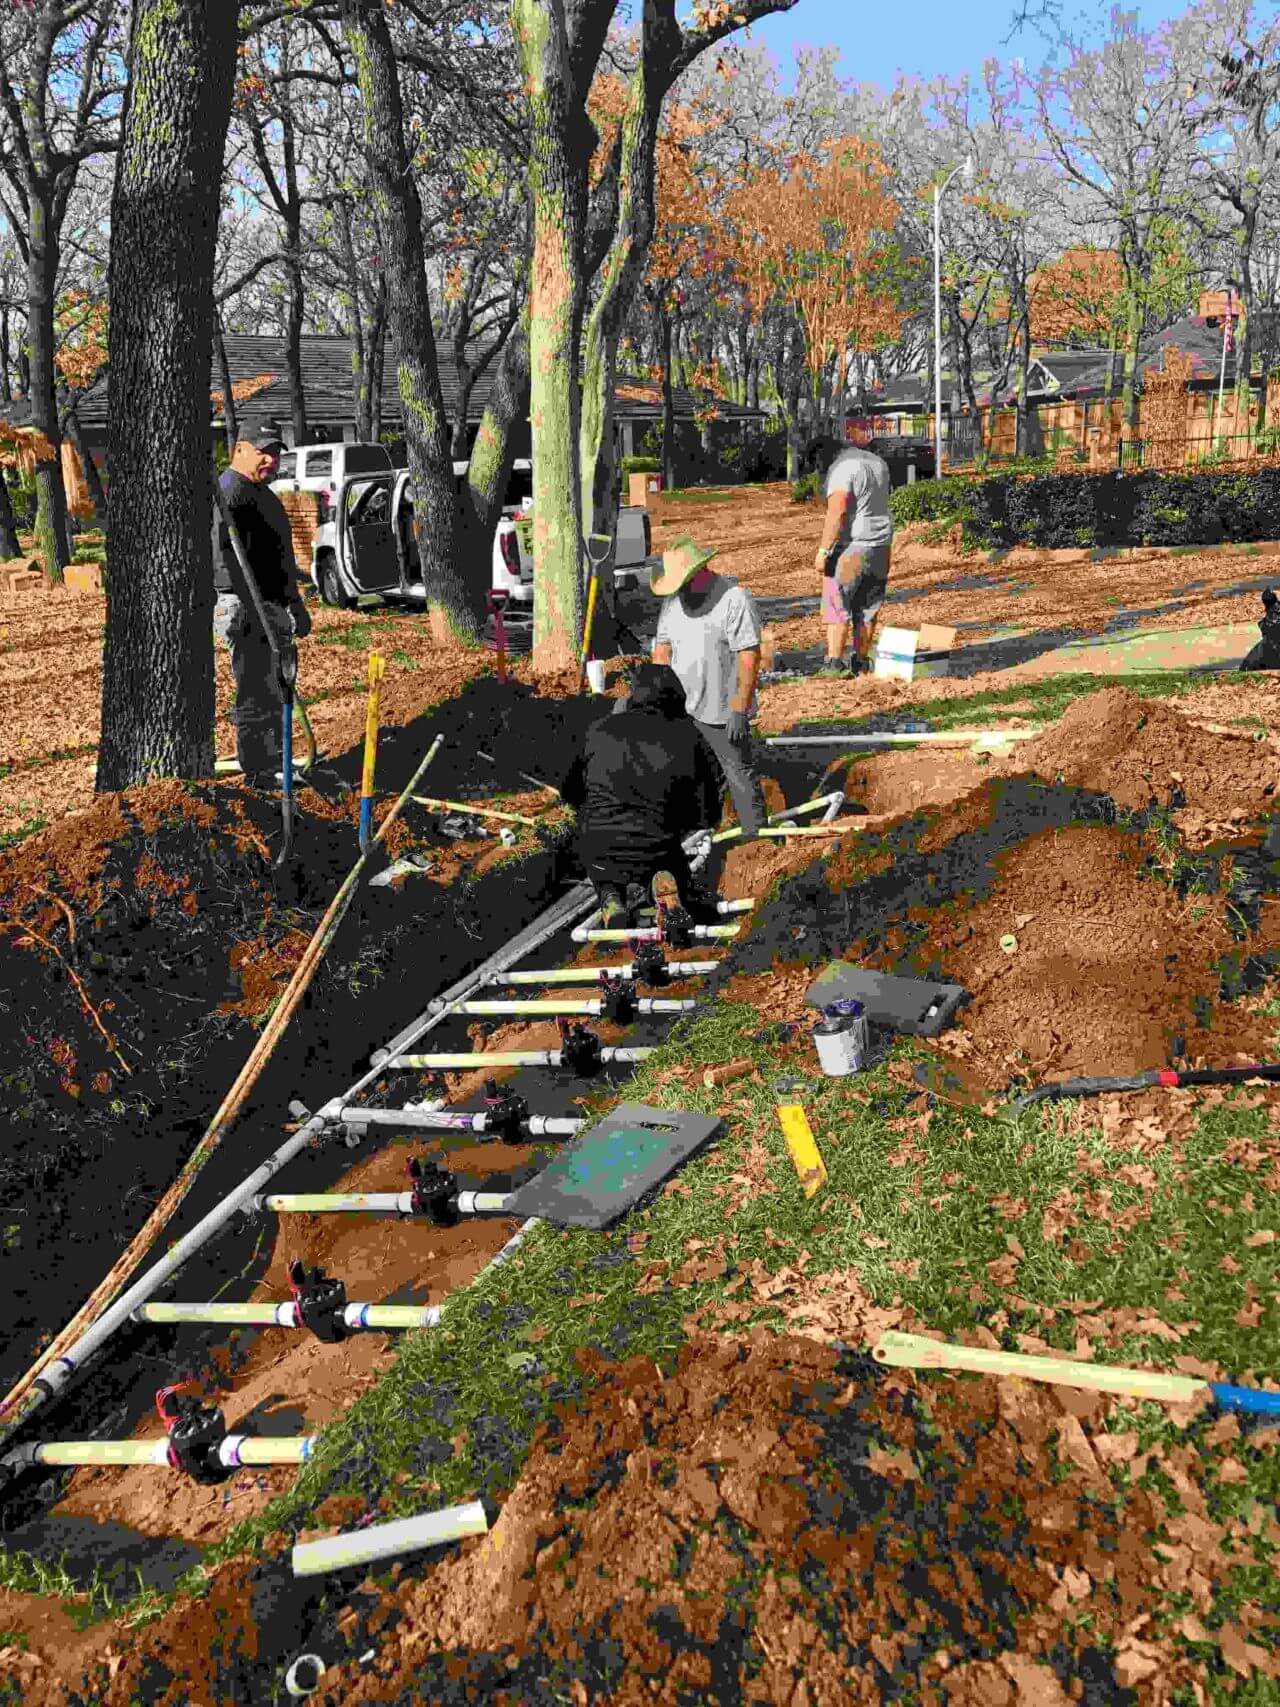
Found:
[933,155,974,478]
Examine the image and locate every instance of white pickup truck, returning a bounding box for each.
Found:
[277,447,654,613]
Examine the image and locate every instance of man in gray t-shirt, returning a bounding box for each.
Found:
[812,439,894,677]
[651,535,766,838]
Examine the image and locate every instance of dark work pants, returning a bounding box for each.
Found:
[692,718,766,837]
[214,593,294,774]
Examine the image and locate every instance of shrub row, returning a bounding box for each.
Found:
[889,467,1280,550]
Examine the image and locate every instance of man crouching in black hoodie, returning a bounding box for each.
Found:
[560,662,723,928]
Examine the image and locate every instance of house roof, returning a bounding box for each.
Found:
[873,348,1115,412]
[3,333,764,434]
[1055,316,1267,399]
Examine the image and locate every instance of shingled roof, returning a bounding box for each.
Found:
[1054,315,1275,399]
[3,333,764,434]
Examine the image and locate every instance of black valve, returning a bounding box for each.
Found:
[657,901,695,950]
[557,1018,603,1077]
[630,940,670,988]
[287,1260,349,1343]
[407,1156,461,1225]
[599,973,639,1024]
[156,1383,232,1485]
[482,1078,529,1143]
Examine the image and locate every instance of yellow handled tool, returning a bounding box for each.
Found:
[773,1077,827,1199]
[358,652,386,850]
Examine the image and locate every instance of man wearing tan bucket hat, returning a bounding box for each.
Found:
[651,535,766,840]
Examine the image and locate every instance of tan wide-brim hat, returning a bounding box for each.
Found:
[650,535,718,597]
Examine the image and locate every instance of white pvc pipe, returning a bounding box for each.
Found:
[5,1435,318,1471]
[135,1301,444,1329]
[292,1498,490,1579]
[581,923,739,942]
[425,998,696,1017]
[494,962,717,985]
[252,1192,512,1219]
[391,1047,655,1069]
[335,1107,583,1137]
[764,728,1041,747]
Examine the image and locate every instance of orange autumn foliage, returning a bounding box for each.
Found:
[1029,248,1124,344]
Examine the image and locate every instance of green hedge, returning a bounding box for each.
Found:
[889,467,1280,550]
[620,455,660,476]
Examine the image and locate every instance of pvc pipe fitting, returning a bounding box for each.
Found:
[497,963,718,985]
[285,1654,327,1697]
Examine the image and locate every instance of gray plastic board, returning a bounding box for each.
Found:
[805,963,968,1038]
[503,1102,723,1229]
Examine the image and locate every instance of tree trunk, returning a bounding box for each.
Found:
[214,315,238,453]
[0,472,19,558]
[1119,261,1143,433]
[368,273,387,441]
[0,309,11,403]
[66,408,106,520]
[464,312,531,551]
[96,0,238,792]
[659,305,676,491]
[451,335,474,462]
[336,195,370,439]
[285,230,309,446]
[27,190,70,585]
[343,0,478,643]
[512,0,591,675]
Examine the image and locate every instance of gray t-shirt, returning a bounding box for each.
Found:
[653,574,761,726]
[825,447,894,550]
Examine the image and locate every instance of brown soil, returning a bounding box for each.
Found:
[29,1332,1278,1706]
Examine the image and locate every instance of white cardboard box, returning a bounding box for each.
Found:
[873,623,957,682]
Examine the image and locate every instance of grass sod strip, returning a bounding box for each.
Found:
[35,999,1275,1691]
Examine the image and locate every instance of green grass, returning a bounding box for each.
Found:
[315,620,376,652]
[658,489,736,505]
[793,669,1206,738]
[0,813,49,849]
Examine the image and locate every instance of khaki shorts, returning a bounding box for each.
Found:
[821,541,889,627]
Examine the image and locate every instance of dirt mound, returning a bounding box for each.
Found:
[1021,686,1278,825]
[852,821,1280,1090]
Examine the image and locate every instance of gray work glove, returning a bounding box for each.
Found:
[725,710,750,748]
[289,599,312,639]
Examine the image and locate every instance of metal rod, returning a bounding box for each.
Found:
[391,1048,655,1069]
[412,796,539,827]
[493,964,718,985]
[134,1301,444,1329]
[292,1499,490,1579]
[424,998,697,1017]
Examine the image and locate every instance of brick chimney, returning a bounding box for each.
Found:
[1199,288,1243,321]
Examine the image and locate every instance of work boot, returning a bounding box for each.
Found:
[623,882,649,925]
[651,869,683,911]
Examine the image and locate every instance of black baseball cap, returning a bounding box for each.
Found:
[244,428,285,453]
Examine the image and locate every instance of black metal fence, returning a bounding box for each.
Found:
[1118,432,1279,470]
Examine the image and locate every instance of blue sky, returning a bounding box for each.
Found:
[742,0,1194,91]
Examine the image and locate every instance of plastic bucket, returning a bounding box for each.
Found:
[811,1000,868,1076]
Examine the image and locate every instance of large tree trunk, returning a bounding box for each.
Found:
[27,191,70,585]
[96,0,238,792]
[464,313,531,551]
[0,309,11,403]
[343,0,478,643]
[512,0,592,675]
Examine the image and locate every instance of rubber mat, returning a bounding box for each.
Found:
[503,1102,723,1228]
[805,963,968,1037]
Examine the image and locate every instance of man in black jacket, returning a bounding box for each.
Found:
[212,429,313,783]
[560,663,723,927]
